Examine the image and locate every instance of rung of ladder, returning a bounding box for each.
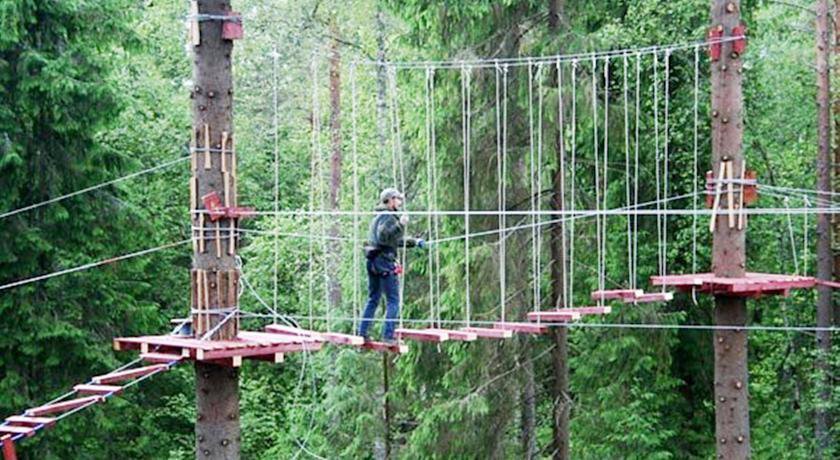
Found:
[625,292,674,304]
[591,289,643,301]
[460,327,513,339]
[26,396,103,417]
[565,306,612,315]
[394,328,449,342]
[73,384,123,396]
[92,364,168,385]
[361,341,409,354]
[4,416,54,428]
[526,311,581,322]
[426,328,477,341]
[320,332,365,346]
[0,426,34,438]
[493,322,549,334]
[140,352,184,364]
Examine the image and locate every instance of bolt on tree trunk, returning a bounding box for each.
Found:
[710,1,750,458]
[814,0,834,456]
[190,1,241,458]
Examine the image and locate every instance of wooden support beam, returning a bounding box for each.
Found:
[1,435,15,460]
[140,352,184,364]
[426,328,477,341]
[526,311,581,322]
[0,427,34,438]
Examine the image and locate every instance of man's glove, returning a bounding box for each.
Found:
[399,214,409,226]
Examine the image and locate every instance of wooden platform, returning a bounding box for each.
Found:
[526,310,581,322]
[265,324,365,347]
[114,330,323,367]
[361,341,409,354]
[623,292,674,304]
[650,272,818,297]
[426,328,478,341]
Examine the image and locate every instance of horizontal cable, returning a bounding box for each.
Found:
[0,156,189,221]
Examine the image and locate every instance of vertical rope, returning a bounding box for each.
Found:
[601,57,609,298]
[653,52,663,279]
[272,47,280,325]
[633,53,641,290]
[463,65,472,326]
[308,58,319,330]
[663,49,670,283]
[495,63,504,319]
[803,196,810,275]
[591,56,602,306]
[623,53,631,289]
[557,58,567,308]
[536,64,544,311]
[528,61,537,314]
[350,63,361,332]
[389,66,408,330]
[430,69,441,325]
[692,45,699,301]
[501,64,509,321]
[569,60,577,308]
[424,67,434,325]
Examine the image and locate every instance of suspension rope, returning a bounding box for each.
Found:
[461,64,473,326]
[501,64,509,322]
[557,58,568,309]
[272,47,280,325]
[350,63,361,332]
[528,60,537,313]
[424,67,435,325]
[663,49,671,284]
[569,60,577,308]
[601,57,609,300]
[624,53,632,290]
[592,56,602,306]
[653,52,664,280]
[0,156,189,221]
[430,68,442,325]
[633,53,641,290]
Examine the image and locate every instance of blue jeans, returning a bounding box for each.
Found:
[358,256,400,340]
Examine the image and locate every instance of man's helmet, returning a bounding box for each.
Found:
[380,187,404,203]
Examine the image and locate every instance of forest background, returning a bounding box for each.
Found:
[0,0,837,458]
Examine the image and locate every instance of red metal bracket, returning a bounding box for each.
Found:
[705,170,758,208]
[222,12,243,40]
[708,25,723,61]
[202,191,254,222]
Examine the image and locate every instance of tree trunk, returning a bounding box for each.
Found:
[814,1,833,456]
[833,0,840,329]
[327,22,343,317]
[190,1,240,458]
[520,348,537,459]
[710,2,750,458]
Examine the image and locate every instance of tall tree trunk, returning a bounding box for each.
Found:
[710,2,750,458]
[520,348,537,459]
[833,0,840,329]
[549,4,570,456]
[327,22,343,316]
[814,1,833,456]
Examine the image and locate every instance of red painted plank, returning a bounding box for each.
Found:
[196,341,322,360]
[425,328,477,341]
[92,364,168,385]
[651,272,818,297]
[361,341,409,354]
[0,427,33,438]
[624,292,673,304]
[5,416,54,428]
[591,289,642,301]
[493,322,549,335]
[565,306,612,315]
[1,435,16,460]
[264,324,316,337]
[73,384,123,396]
[460,327,513,339]
[246,353,285,364]
[526,311,581,322]
[140,352,184,364]
[240,331,321,344]
[320,332,365,346]
[26,396,103,417]
[394,328,449,342]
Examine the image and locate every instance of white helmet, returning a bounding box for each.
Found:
[379,187,404,203]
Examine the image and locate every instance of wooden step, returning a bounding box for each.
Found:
[591,289,643,301]
[625,292,673,304]
[0,426,34,438]
[73,384,123,396]
[526,311,581,322]
[92,364,168,385]
[361,341,409,354]
[394,328,449,342]
[265,324,315,337]
[565,306,612,316]
[493,322,549,335]
[26,396,103,417]
[140,352,184,364]
[460,327,513,339]
[426,328,477,341]
[5,416,54,428]
[320,332,365,346]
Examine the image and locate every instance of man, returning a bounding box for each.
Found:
[358,188,426,344]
